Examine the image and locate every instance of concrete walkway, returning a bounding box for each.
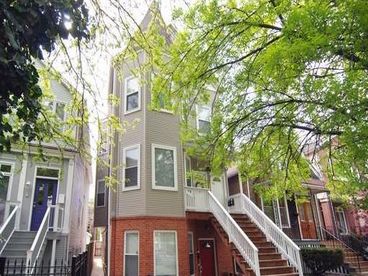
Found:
[91,256,104,276]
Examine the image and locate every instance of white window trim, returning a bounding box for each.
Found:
[0,162,15,219]
[124,231,139,276]
[188,232,195,276]
[122,144,141,191]
[184,154,192,187]
[96,179,106,208]
[153,230,178,276]
[336,208,349,234]
[278,195,291,228]
[152,144,178,191]
[196,105,211,134]
[124,76,141,115]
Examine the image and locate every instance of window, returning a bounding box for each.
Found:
[196,105,211,134]
[96,180,105,207]
[152,144,177,191]
[36,167,60,178]
[336,208,348,234]
[123,145,140,190]
[184,156,192,187]
[278,196,291,228]
[124,231,139,276]
[154,231,178,276]
[46,101,67,122]
[125,77,140,113]
[188,232,195,276]
[0,163,12,225]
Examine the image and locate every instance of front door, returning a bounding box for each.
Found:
[31,178,58,231]
[198,239,216,276]
[211,176,225,206]
[298,201,317,239]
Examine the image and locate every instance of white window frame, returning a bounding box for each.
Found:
[277,195,291,228]
[96,179,106,207]
[152,144,178,191]
[124,231,139,276]
[124,76,141,114]
[196,105,211,134]
[336,208,349,234]
[184,154,192,187]
[188,232,195,276]
[151,73,174,114]
[153,230,178,276]
[0,162,14,219]
[122,144,141,191]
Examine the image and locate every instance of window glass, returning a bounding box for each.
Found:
[155,232,177,276]
[126,93,139,111]
[154,148,175,188]
[124,146,139,189]
[36,168,59,178]
[96,180,105,207]
[126,77,140,112]
[55,102,66,121]
[197,106,211,133]
[279,197,290,228]
[185,156,192,187]
[188,233,194,275]
[125,232,139,276]
[0,164,12,225]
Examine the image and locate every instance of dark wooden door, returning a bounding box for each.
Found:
[31,178,57,231]
[299,201,317,239]
[198,240,216,276]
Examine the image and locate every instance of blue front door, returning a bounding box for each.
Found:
[31,178,58,231]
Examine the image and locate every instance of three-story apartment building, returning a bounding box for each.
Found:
[95,5,303,276]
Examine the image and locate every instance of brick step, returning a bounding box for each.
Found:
[260,259,288,268]
[253,241,274,248]
[245,231,265,238]
[260,266,295,275]
[259,253,283,260]
[259,247,277,254]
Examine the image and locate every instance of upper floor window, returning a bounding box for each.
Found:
[123,145,140,191]
[278,196,291,228]
[196,105,211,134]
[96,179,105,207]
[125,77,140,114]
[152,144,177,191]
[46,101,66,122]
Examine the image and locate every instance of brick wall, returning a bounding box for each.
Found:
[186,213,234,275]
[110,216,189,276]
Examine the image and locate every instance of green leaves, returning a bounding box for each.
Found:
[151,0,368,205]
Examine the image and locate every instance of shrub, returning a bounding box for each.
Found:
[301,247,344,276]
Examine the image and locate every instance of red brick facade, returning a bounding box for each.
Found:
[110,214,235,276]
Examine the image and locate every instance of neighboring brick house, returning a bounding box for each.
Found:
[94,4,303,276]
[0,67,92,266]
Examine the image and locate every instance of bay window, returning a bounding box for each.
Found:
[152,144,177,191]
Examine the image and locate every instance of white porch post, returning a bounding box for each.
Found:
[63,159,74,234]
[16,155,28,230]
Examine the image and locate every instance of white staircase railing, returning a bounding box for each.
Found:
[0,205,19,254]
[208,192,260,276]
[231,193,303,275]
[27,206,51,272]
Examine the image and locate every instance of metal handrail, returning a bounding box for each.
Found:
[0,205,19,254]
[27,206,51,273]
[319,226,362,273]
[235,193,303,275]
[208,191,261,276]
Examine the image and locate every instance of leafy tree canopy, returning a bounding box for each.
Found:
[150,0,368,207]
[0,0,89,152]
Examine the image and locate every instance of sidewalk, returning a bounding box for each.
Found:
[91,256,104,276]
